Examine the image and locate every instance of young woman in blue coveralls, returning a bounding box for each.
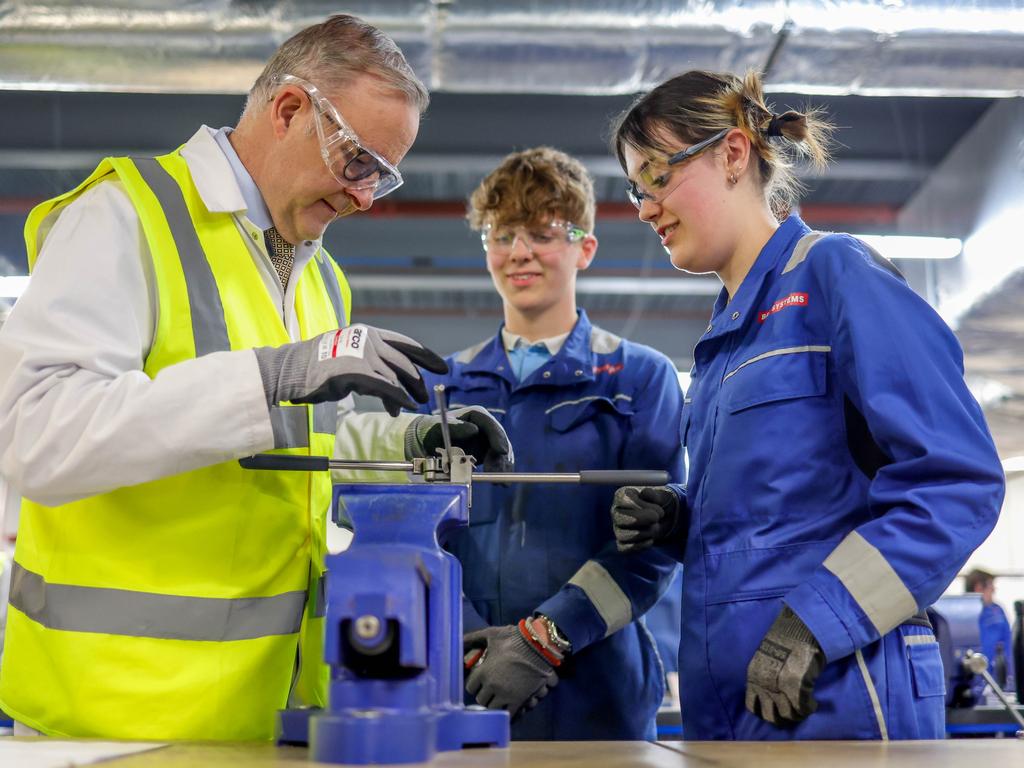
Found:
[410,147,685,739]
[607,70,1006,740]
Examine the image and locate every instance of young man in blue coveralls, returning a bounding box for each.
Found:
[410,147,684,739]
[609,70,1005,740]
[965,568,1015,696]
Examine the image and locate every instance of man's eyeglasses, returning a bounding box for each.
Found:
[625,128,731,210]
[481,221,588,255]
[276,74,404,200]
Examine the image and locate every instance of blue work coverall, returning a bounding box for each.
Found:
[671,215,1005,740]
[422,310,684,740]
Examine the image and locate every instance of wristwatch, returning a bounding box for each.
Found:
[537,614,572,654]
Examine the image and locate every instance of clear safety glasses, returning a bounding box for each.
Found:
[481,221,588,255]
[626,127,731,210]
[276,74,404,200]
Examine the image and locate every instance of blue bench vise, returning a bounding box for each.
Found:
[240,388,669,764]
[316,480,507,763]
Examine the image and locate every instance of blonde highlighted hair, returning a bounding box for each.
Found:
[612,69,834,217]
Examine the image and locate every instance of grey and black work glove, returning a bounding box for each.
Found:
[406,406,515,472]
[463,625,558,719]
[610,485,681,552]
[746,605,826,727]
[254,324,448,417]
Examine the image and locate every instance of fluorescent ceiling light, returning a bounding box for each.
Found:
[939,204,1024,328]
[0,276,29,299]
[577,276,719,296]
[853,235,962,261]
[347,274,721,296]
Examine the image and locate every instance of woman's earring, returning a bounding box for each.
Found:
[728,172,739,185]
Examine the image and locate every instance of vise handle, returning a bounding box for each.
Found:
[239,454,668,486]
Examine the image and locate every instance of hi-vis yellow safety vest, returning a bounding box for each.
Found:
[0,150,351,740]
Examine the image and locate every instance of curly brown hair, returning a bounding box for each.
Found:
[467,147,595,233]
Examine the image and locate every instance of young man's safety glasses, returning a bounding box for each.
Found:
[276,74,404,200]
[626,128,731,209]
[481,221,588,255]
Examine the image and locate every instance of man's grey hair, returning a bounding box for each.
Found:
[246,14,429,115]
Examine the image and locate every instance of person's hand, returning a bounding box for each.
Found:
[254,324,447,416]
[610,486,680,551]
[746,606,826,726]
[463,624,558,718]
[406,406,514,471]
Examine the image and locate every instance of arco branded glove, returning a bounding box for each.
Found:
[254,324,448,416]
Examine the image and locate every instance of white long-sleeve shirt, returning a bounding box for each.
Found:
[0,126,410,509]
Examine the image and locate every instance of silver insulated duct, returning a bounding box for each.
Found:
[0,0,1022,96]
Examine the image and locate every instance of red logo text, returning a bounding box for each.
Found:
[758,292,808,323]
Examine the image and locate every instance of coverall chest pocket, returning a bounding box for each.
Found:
[722,345,828,414]
[546,395,634,469]
[700,345,837,531]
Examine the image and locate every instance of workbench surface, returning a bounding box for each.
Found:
[11,737,1023,767]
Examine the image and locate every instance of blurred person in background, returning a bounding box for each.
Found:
[964,568,1015,695]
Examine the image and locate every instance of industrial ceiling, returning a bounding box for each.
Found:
[0,0,1022,458]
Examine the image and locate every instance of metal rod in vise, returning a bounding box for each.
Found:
[434,383,454,459]
[239,457,669,486]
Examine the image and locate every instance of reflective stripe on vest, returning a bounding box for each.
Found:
[10,562,304,641]
[268,402,337,449]
[133,156,344,449]
[0,149,351,739]
[133,157,231,356]
[314,251,346,328]
[132,157,348,343]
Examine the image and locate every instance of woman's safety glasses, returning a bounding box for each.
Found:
[481,221,587,255]
[626,127,730,209]
[276,74,404,200]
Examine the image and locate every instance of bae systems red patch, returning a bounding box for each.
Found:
[593,363,624,375]
[758,292,809,323]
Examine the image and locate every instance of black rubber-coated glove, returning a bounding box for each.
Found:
[406,406,515,472]
[464,644,554,716]
[463,625,558,719]
[254,324,448,416]
[610,485,681,551]
[746,605,826,726]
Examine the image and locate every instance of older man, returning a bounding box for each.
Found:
[0,15,507,740]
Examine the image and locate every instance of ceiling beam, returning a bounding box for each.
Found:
[0,149,930,184]
[0,195,901,228]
